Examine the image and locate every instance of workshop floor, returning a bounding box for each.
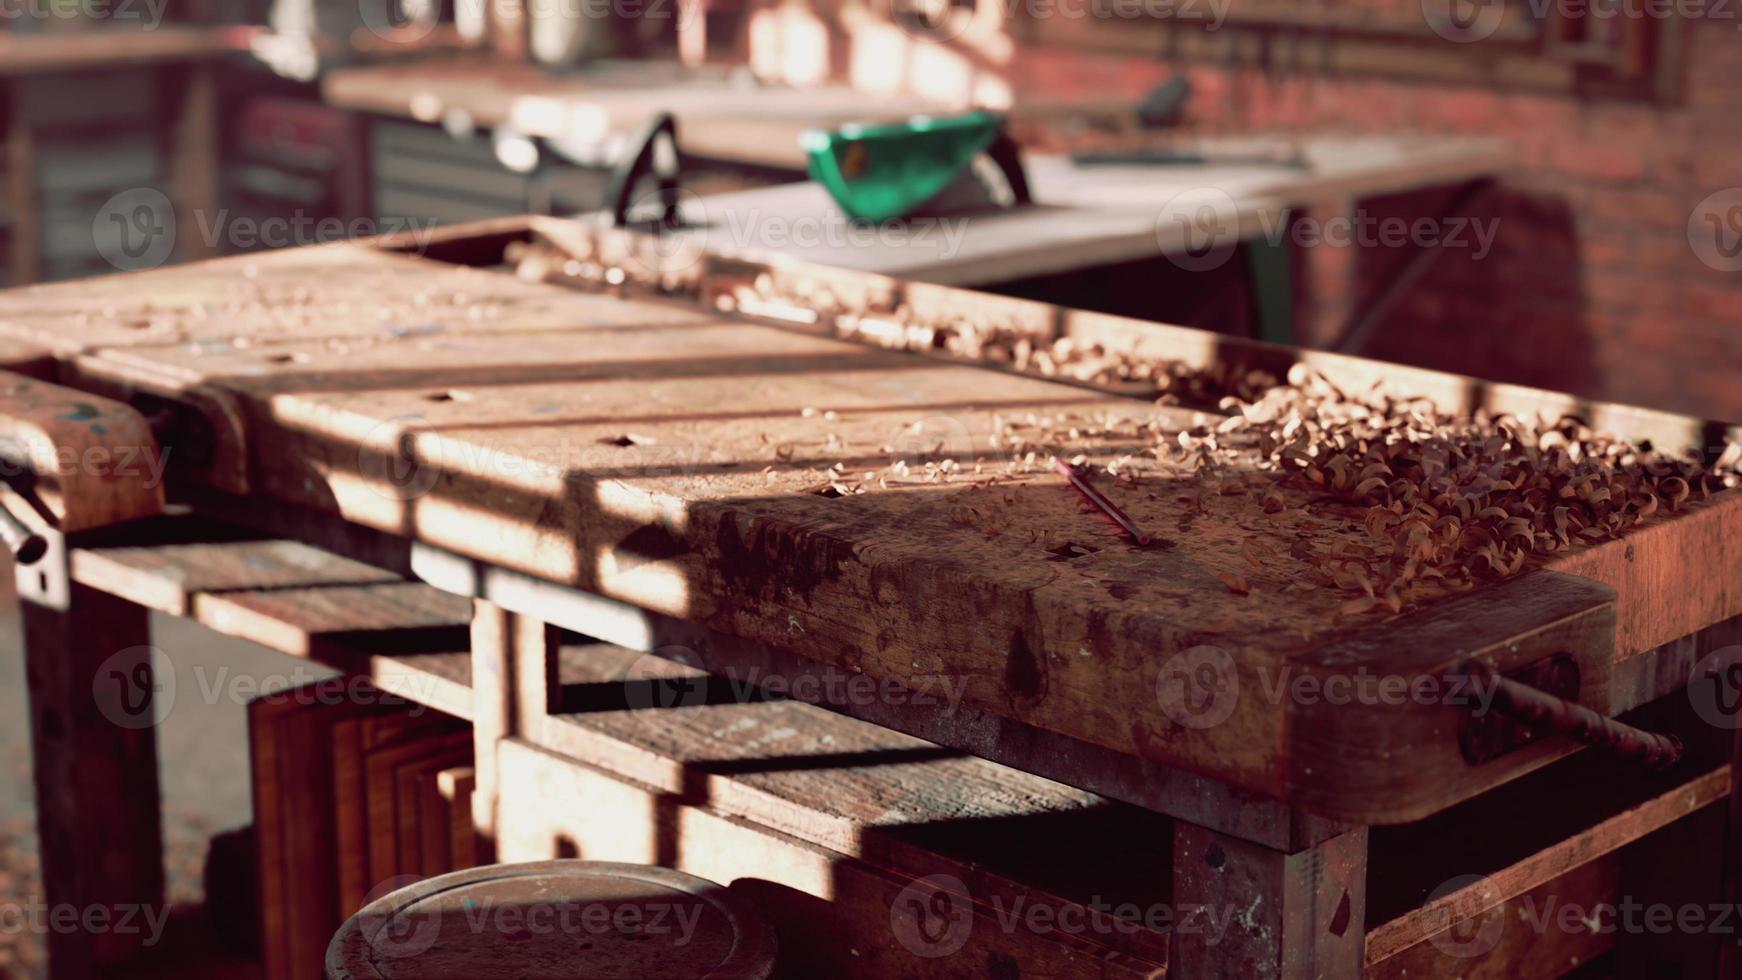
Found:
[0,573,330,979]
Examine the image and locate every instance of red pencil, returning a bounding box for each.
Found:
[1054,458,1151,545]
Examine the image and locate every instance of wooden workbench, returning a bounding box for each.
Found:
[322,55,945,171]
[4,216,1740,977]
[657,136,1514,284]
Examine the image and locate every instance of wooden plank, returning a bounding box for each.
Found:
[393,746,470,880]
[72,539,476,714]
[72,539,402,616]
[417,770,450,876]
[192,582,472,659]
[331,717,370,918]
[1364,764,1730,963]
[0,244,706,357]
[364,731,471,886]
[336,711,466,913]
[254,682,453,980]
[495,738,1168,979]
[274,691,363,980]
[437,767,479,871]
[1368,856,1619,979]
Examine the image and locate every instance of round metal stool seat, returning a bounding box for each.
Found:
[326,860,778,979]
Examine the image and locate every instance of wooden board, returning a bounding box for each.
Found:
[10,230,1742,821]
[391,746,471,877]
[436,767,479,871]
[71,535,476,716]
[335,712,468,913]
[364,731,472,886]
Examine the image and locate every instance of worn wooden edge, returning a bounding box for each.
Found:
[58,354,251,495]
[1363,763,1730,964]
[1366,856,1618,978]
[0,370,166,531]
[68,538,404,615]
[1284,570,1618,824]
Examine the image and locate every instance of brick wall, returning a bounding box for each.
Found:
[1025,17,1742,421]
[755,7,1742,421]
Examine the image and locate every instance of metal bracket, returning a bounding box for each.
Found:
[12,519,68,611]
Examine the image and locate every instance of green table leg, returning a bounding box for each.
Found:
[1247,212,1294,346]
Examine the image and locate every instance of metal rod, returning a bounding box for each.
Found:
[1332,178,1494,354]
[0,496,47,565]
[1463,661,1683,769]
[1054,457,1151,545]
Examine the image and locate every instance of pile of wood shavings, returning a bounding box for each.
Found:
[1179,364,1740,612]
[729,274,1279,404]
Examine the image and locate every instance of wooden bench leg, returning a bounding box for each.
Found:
[22,581,163,977]
[468,599,559,862]
[1172,821,1369,979]
[1721,720,1742,975]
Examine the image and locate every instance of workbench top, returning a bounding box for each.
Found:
[0,25,252,77]
[0,223,1734,821]
[657,136,1513,283]
[322,56,946,170]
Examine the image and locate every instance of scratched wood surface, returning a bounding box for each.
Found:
[4,235,1739,819]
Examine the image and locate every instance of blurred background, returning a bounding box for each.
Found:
[0,0,1736,975]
